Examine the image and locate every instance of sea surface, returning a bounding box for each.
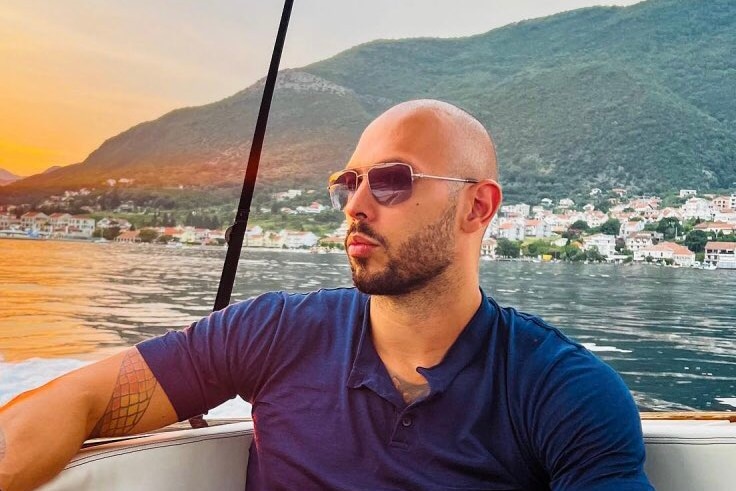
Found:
[1,239,735,415]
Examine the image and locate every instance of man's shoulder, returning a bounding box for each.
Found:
[227,287,368,323]
[487,296,611,375]
[490,297,583,349]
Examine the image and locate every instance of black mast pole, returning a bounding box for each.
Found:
[214,0,294,312]
[188,0,293,430]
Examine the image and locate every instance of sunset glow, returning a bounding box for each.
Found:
[0,0,641,177]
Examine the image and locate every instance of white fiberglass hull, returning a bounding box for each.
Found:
[38,418,736,491]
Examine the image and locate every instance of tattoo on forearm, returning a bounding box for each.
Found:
[90,350,157,438]
[390,374,430,404]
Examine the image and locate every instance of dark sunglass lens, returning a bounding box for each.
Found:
[329,185,351,210]
[328,171,358,210]
[369,165,413,205]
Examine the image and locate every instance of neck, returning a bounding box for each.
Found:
[369,271,482,373]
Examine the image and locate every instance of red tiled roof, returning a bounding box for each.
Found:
[705,241,736,251]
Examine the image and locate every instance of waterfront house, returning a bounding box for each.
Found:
[20,211,49,231]
[48,213,72,230]
[583,234,617,259]
[625,233,655,253]
[319,235,345,249]
[704,241,736,267]
[635,242,695,267]
[96,217,132,231]
[281,230,319,249]
[0,213,18,229]
[66,216,96,238]
[114,231,141,243]
[481,238,497,258]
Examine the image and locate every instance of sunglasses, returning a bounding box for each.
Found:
[327,162,479,210]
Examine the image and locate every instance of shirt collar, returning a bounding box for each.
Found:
[347,290,496,403]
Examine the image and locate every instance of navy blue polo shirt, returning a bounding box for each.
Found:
[138,288,652,490]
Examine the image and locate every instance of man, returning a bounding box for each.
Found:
[0,100,652,490]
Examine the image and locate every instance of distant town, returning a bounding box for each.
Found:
[1,184,735,269]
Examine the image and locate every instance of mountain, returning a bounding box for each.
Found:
[3,0,735,204]
[0,169,22,186]
[43,166,62,174]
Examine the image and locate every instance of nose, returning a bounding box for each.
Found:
[343,175,375,221]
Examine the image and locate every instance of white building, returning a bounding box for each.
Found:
[68,216,96,237]
[20,212,49,231]
[704,241,736,267]
[558,198,575,209]
[48,213,72,230]
[693,222,736,236]
[635,242,695,267]
[501,203,531,218]
[620,220,645,236]
[281,231,318,249]
[481,238,497,258]
[681,197,716,221]
[524,219,552,238]
[679,189,697,198]
[625,233,654,253]
[583,234,617,258]
[496,221,525,241]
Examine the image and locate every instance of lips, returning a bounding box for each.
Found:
[346,233,380,258]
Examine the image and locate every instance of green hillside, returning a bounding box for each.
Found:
[2,0,734,205]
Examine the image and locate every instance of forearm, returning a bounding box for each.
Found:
[0,378,93,491]
[0,348,176,491]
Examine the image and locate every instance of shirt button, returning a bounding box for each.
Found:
[401,416,413,427]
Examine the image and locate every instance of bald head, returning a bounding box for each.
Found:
[357,99,498,181]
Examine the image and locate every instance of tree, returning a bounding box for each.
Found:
[656,217,680,240]
[570,220,590,231]
[496,238,520,258]
[684,230,709,253]
[599,219,621,236]
[102,226,121,241]
[562,244,585,262]
[138,228,159,243]
[585,247,606,262]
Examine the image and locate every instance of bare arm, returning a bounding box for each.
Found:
[0,347,178,491]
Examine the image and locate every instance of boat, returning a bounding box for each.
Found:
[13,2,736,491]
[36,414,736,491]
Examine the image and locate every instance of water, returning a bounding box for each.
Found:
[1,239,735,413]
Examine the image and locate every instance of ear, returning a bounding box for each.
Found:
[460,179,503,233]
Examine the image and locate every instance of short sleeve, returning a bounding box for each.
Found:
[137,292,288,421]
[530,348,654,491]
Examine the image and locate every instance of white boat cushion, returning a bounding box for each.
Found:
[37,422,254,491]
[37,419,736,491]
[643,419,736,491]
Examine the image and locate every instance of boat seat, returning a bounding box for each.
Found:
[642,419,736,491]
[38,421,254,491]
[37,419,736,490]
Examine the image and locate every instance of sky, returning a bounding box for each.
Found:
[0,0,642,176]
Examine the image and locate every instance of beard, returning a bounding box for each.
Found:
[346,202,457,296]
